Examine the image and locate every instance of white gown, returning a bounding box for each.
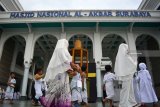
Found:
[137,63,158,103]
[34,78,43,99]
[133,73,141,103]
[114,43,137,107]
[103,72,115,100]
[5,78,16,100]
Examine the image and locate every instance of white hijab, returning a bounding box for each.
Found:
[114,43,137,77]
[138,63,152,80]
[44,39,72,82]
[139,63,147,70]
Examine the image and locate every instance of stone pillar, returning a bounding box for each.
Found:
[127,32,137,62]
[21,33,34,100]
[61,32,66,39]
[28,79,33,99]
[10,43,19,72]
[93,32,102,100]
[21,63,31,99]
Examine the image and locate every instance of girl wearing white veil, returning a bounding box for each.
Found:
[114,43,137,107]
[137,63,158,106]
[40,39,72,107]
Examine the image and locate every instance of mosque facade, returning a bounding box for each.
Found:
[0,0,160,100]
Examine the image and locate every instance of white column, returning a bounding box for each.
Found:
[127,32,137,61]
[94,32,102,99]
[21,63,31,98]
[61,32,66,39]
[10,43,19,72]
[21,33,34,99]
[24,33,34,63]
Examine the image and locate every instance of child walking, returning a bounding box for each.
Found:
[81,65,88,107]
[102,65,116,107]
[5,72,16,104]
[70,63,82,107]
[33,69,44,106]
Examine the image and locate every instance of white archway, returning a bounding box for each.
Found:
[33,34,58,70]
[102,34,126,58]
[0,35,26,91]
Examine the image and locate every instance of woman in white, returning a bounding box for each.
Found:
[137,63,158,106]
[40,39,73,107]
[102,65,115,107]
[114,43,137,107]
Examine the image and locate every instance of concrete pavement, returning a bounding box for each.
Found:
[0,100,159,107]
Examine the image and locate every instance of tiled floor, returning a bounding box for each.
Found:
[0,100,159,107]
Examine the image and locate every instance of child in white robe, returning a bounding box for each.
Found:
[70,63,82,107]
[102,65,116,107]
[33,69,44,106]
[137,63,158,107]
[5,72,16,104]
[81,65,88,107]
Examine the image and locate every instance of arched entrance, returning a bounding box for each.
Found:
[102,34,126,101]
[69,34,93,62]
[26,34,58,99]
[33,34,58,72]
[136,34,160,99]
[0,35,26,92]
[102,34,126,66]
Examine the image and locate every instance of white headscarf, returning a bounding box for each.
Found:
[138,63,152,80]
[114,43,137,77]
[139,63,147,70]
[44,39,72,82]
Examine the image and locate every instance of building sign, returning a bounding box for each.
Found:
[10,10,151,18]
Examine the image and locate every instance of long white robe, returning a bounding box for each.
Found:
[34,78,43,99]
[5,78,16,100]
[133,73,141,103]
[114,43,137,107]
[41,39,72,107]
[137,63,158,103]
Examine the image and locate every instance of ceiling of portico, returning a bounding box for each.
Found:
[34,35,57,56]
[136,34,159,50]
[33,34,58,68]
[102,34,126,59]
[10,35,26,49]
